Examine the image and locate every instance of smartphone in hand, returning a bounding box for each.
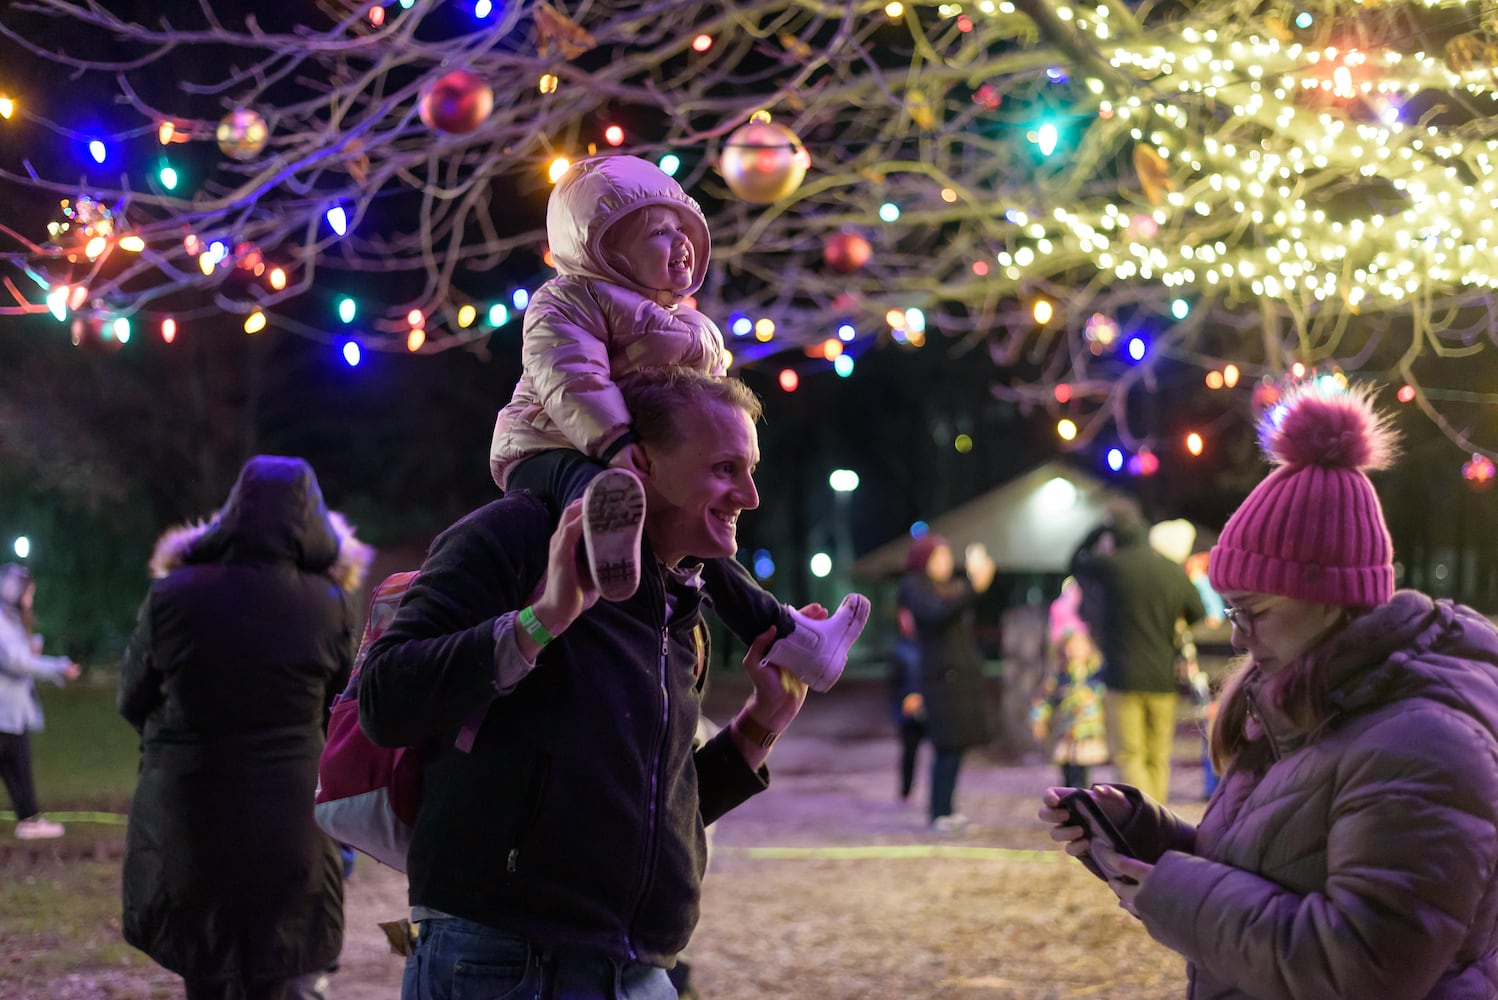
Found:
[1059,788,1138,884]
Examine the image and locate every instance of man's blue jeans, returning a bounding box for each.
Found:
[402,918,677,1000]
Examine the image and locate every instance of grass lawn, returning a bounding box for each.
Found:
[0,676,176,995]
[27,676,143,815]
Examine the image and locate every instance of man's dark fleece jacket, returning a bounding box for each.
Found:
[358,493,768,967]
[1069,519,1206,693]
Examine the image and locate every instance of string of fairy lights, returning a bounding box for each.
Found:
[3,0,1498,480]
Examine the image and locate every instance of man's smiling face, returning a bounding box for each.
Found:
[641,398,759,567]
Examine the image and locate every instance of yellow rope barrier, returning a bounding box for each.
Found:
[2,810,128,826]
[718,844,1061,862]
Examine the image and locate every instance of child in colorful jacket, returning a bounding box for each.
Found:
[1031,627,1108,789]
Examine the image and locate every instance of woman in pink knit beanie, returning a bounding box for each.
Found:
[1040,381,1498,999]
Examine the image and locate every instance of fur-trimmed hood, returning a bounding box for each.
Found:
[148,456,373,594]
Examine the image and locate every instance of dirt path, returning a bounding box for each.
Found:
[323,678,1203,999]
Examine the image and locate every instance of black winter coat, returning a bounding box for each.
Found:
[118,456,365,983]
[358,494,768,968]
[897,572,992,751]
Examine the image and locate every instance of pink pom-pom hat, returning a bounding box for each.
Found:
[1208,382,1399,607]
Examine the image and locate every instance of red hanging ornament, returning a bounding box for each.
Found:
[419,70,495,135]
[823,232,871,274]
[1251,379,1281,412]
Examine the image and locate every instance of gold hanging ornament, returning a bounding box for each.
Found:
[216,108,269,161]
[720,113,810,204]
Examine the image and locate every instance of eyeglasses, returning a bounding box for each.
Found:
[1222,598,1285,638]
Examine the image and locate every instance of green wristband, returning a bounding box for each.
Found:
[518,606,556,648]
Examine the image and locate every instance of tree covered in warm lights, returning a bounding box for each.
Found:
[5,0,1498,457]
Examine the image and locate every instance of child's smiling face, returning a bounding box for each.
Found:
[605,206,695,293]
[1062,631,1093,663]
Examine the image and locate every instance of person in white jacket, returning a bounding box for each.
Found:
[0,564,79,839]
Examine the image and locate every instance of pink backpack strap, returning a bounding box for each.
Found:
[454,705,487,753]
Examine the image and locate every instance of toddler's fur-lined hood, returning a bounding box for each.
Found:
[148,456,373,594]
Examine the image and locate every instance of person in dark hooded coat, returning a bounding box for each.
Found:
[119,455,371,1000]
[896,534,996,832]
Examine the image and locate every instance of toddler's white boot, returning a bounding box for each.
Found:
[761,593,871,692]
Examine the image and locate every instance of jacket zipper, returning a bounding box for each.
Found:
[1246,687,1283,761]
[625,574,673,961]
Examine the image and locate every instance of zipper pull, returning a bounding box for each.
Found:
[506,848,519,873]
